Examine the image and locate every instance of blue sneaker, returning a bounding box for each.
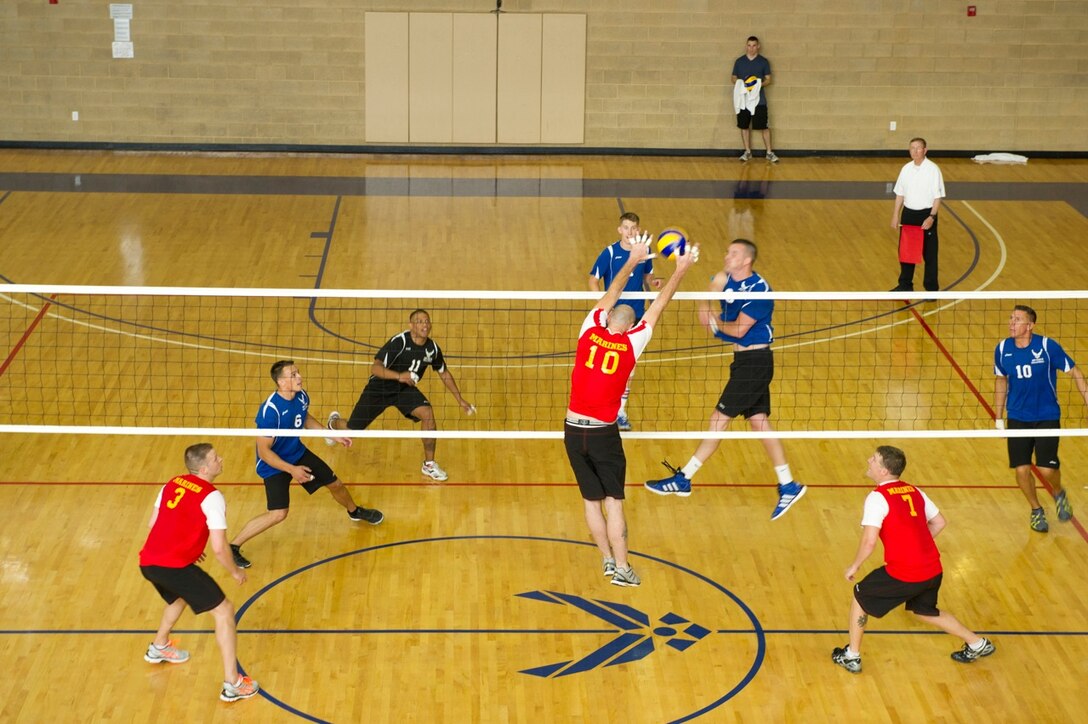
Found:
[771,481,806,520]
[1055,490,1072,522]
[616,412,632,431]
[645,460,692,497]
[1030,507,1049,532]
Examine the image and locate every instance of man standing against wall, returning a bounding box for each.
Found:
[731,36,778,163]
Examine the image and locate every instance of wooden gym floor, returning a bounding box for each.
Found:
[0,150,1087,722]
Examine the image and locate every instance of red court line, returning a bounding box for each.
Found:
[0,480,1025,490]
[909,304,1088,543]
[0,293,55,378]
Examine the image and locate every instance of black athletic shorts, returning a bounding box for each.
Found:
[1007,418,1060,469]
[853,566,942,618]
[263,447,337,510]
[348,380,430,428]
[140,563,226,614]
[736,105,769,130]
[564,422,626,501]
[716,348,773,419]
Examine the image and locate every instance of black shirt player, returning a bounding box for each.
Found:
[328,309,474,481]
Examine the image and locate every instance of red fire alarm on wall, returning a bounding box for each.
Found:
[967,5,976,15]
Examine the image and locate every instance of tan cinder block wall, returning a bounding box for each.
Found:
[1,0,1085,152]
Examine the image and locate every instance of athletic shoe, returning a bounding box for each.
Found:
[144,640,190,664]
[348,506,384,525]
[771,481,807,520]
[1030,507,1049,533]
[603,557,617,577]
[220,676,260,702]
[644,463,692,497]
[230,544,251,569]
[831,646,861,673]
[766,151,780,163]
[616,412,632,432]
[610,566,641,587]
[1056,490,1073,522]
[422,461,448,482]
[951,638,995,664]
[739,150,752,162]
[324,411,341,447]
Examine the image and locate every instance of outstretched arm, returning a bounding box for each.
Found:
[596,236,650,312]
[641,244,698,329]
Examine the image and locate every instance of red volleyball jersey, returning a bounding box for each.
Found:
[139,474,220,568]
[568,308,652,422]
[873,482,942,582]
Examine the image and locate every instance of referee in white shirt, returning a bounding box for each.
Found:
[890,137,945,292]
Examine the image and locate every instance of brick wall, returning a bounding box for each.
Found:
[1,0,1084,151]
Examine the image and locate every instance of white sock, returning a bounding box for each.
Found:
[681,457,702,479]
[969,638,986,651]
[774,464,793,485]
[845,646,860,658]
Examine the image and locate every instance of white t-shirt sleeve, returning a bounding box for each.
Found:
[932,164,946,199]
[200,490,228,530]
[579,308,604,337]
[892,164,910,197]
[920,488,940,521]
[860,491,889,528]
[627,321,654,359]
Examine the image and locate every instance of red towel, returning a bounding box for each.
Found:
[899,224,924,264]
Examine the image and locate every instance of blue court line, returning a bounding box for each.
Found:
[3,627,1085,636]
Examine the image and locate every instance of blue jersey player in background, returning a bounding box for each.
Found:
[646,238,805,520]
[993,305,1088,532]
[588,211,661,430]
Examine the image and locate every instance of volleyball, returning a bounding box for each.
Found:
[656,227,688,260]
[744,75,759,91]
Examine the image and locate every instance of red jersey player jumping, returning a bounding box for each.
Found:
[564,232,698,587]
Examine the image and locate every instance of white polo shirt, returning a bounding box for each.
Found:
[893,157,945,211]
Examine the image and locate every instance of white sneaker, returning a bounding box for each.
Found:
[766,151,780,163]
[422,461,448,481]
[739,150,752,162]
[324,411,341,447]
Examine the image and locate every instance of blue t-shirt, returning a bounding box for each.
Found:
[590,241,654,319]
[732,54,771,107]
[714,271,774,347]
[994,334,1075,422]
[255,389,310,478]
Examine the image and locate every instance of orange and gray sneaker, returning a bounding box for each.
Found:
[220,675,260,702]
[144,639,190,664]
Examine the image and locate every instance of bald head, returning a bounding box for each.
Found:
[607,305,636,332]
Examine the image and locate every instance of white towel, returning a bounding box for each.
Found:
[972,153,1028,164]
[733,77,761,114]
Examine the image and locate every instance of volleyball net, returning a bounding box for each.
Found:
[2,284,1087,441]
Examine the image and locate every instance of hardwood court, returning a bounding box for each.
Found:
[1,151,1087,722]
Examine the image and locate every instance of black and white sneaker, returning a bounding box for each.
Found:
[348,506,384,525]
[831,645,861,673]
[230,544,251,569]
[951,638,995,663]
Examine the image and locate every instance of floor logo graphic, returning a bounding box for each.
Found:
[516,590,711,678]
